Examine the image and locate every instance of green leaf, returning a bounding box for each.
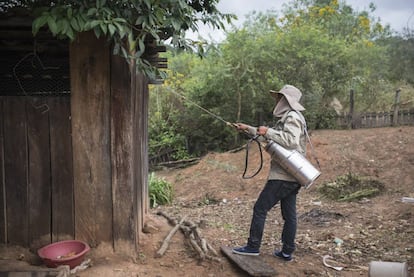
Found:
[93,26,101,38]
[90,20,101,28]
[87,8,97,16]
[113,22,125,38]
[56,19,67,33]
[32,15,49,35]
[108,23,116,36]
[143,0,151,9]
[67,7,73,18]
[84,20,101,30]
[171,19,182,30]
[70,17,80,31]
[47,17,58,35]
[120,46,129,59]
[100,23,107,35]
[76,16,85,31]
[136,38,145,57]
[66,27,75,40]
[135,15,145,25]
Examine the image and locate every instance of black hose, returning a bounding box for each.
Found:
[242,135,264,179]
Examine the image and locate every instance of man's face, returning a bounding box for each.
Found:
[274,93,283,103]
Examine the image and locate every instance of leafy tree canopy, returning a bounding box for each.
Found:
[148,0,414,157]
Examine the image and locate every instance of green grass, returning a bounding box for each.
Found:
[149,172,174,208]
[318,172,385,202]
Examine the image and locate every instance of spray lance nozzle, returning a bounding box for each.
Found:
[227,122,259,139]
[226,122,239,128]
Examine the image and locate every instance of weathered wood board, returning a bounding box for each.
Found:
[0,268,68,277]
[221,246,277,276]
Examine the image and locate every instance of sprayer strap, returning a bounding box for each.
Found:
[294,109,320,169]
[304,128,321,169]
[289,111,321,170]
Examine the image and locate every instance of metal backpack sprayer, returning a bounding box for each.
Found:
[170,90,321,188]
[264,139,320,189]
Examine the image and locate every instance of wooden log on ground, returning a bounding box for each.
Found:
[156,212,220,262]
[205,254,222,263]
[155,216,186,258]
[189,233,205,260]
[207,242,219,256]
[156,158,200,169]
[156,211,178,226]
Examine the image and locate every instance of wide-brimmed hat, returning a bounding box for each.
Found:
[270,85,305,111]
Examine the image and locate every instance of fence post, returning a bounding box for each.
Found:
[392,88,401,126]
[349,89,355,129]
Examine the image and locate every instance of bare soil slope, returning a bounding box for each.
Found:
[1,126,413,277]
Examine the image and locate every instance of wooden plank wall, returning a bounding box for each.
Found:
[49,97,74,242]
[4,97,29,246]
[110,55,137,254]
[70,32,113,247]
[70,31,149,253]
[0,96,73,248]
[0,99,4,243]
[1,32,150,251]
[135,73,149,240]
[27,98,51,248]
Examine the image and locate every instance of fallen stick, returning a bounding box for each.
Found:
[205,254,222,263]
[156,212,220,261]
[180,225,191,236]
[190,225,202,243]
[155,216,187,258]
[200,238,208,254]
[189,233,205,260]
[156,211,178,226]
[207,242,219,256]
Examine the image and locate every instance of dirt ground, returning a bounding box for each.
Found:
[1,126,413,276]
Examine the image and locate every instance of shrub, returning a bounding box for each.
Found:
[149,173,174,208]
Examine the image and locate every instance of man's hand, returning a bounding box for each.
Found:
[257,126,268,136]
[234,123,250,131]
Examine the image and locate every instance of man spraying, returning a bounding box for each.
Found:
[232,85,307,261]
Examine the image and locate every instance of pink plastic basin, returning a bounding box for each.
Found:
[37,240,90,269]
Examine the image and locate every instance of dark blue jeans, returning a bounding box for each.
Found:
[247,179,301,255]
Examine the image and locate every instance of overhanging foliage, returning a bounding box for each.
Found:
[1,0,235,80]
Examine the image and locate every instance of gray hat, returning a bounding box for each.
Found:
[270,85,305,111]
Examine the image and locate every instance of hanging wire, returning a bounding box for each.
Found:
[12,40,60,114]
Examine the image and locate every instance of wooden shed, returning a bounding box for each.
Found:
[0,11,164,255]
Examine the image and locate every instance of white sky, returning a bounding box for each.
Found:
[187,0,414,42]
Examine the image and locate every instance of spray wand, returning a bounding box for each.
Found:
[169,90,263,178]
[168,90,238,128]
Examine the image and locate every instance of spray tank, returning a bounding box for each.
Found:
[264,140,320,189]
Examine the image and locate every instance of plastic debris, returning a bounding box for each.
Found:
[334,237,343,246]
[70,258,91,274]
[401,197,414,203]
[323,255,344,271]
